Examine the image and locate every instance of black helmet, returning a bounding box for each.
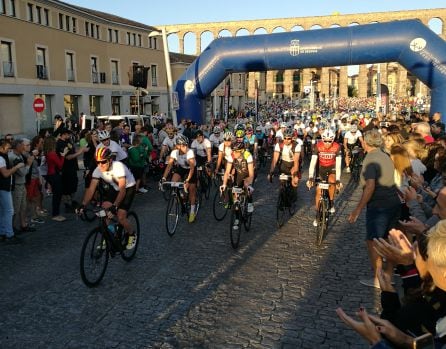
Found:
[175,134,189,145]
[231,141,245,151]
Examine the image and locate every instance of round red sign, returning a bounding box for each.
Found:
[33,98,45,113]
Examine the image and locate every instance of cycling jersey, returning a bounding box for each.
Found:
[170,148,195,169]
[255,132,266,147]
[344,130,363,145]
[97,140,127,162]
[228,150,253,185]
[294,123,306,136]
[274,140,302,163]
[92,160,136,191]
[275,129,285,141]
[191,138,211,158]
[314,141,341,168]
[218,142,232,163]
[162,136,176,151]
[209,134,223,148]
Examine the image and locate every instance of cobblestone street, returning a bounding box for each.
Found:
[0,168,381,349]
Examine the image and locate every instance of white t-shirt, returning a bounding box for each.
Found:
[209,133,223,148]
[274,140,302,162]
[170,148,195,169]
[92,161,136,191]
[97,140,127,161]
[191,138,211,158]
[218,142,233,163]
[294,123,306,135]
[275,129,285,141]
[162,136,176,151]
[344,130,363,145]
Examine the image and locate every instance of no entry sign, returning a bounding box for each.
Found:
[33,98,45,113]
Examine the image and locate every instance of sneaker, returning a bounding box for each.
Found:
[233,219,240,230]
[52,215,66,222]
[188,212,196,223]
[31,217,45,224]
[360,278,381,289]
[313,219,318,227]
[247,203,254,213]
[345,167,351,173]
[37,209,48,217]
[126,234,137,250]
[4,235,22,245]
[138,188,148,193]
[329,206,336,214]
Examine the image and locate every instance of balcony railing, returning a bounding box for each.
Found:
[36,65,47,79]
[3,61,14,77]
[111,72,119,85]
[92,71,99,83]
[67,69,75,81]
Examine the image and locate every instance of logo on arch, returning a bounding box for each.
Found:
[410,38,427,52]
[290,40,300,56]
[289,40,322,56]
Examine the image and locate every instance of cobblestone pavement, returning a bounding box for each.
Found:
[0,164,383,349]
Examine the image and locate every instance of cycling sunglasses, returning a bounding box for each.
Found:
[96,160,108,164]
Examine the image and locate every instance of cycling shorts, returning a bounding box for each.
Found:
[104,185,136,211]
[173,166,198,184]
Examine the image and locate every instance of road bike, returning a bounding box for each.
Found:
[313,179,336,246]
[161,181,201,236]
[79,208,140,287]
[350,146,364,182]
[212,171,230,221]
[197,163,212,200]
[228,186,252,249]
[275,174,297,227]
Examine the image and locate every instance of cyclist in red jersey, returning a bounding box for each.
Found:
[306,129,343,227]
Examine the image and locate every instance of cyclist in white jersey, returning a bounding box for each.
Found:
[78,147,137,250]
[343,123,364,173]
[97,130,128,162]
[159,128,176,161]
[209,126,224,156]
[215,131,234,175]
[191,130,212,167]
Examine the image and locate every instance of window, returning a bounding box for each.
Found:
[0,0,5,14]
[59,13,64,30]
[36,47,47,79]
[95,25,99,39]
[153,37,157,50]
[85,21,89,36]
[151,64,157,86]
[111,60,119,85]
[90,23,94,37]
[1,41,14,77]
[126,32,130,45]
[91,57,98,83]
[65,15,70,32]
[72,18,76,33]
[114,29,118,43]
[44,9,49,26]
[27,3,33,22]
[66,52,75,81]
[112,96,120,115]
[36,6,41,24]
[138,34,142,47]
[108,28,112,42]
[8,0,15,17]
[132,33,136,46]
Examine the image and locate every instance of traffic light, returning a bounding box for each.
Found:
[128,65,150,88]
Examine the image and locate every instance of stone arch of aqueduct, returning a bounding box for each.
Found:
[161,8,446,104]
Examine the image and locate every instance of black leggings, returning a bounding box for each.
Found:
[47,173,62,216]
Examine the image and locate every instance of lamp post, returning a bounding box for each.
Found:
[149,27,179,127]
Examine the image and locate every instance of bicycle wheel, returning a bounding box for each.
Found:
[243,198,253,232]
[80,228,109,287]
[316,199,327,246]
[213,190,228,221]
[276,191,286,228]
[120,211,140,261]
[165,194,180,236]
[288,188,297,216]
[230,204,242,249]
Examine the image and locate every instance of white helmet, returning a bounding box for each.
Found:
[322,129,335,142]
[213,126,221,134]
[98,130,110,141]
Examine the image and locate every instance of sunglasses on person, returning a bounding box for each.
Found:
[96,160,108,165]
[284,137,292,141]
[324,140,333,143]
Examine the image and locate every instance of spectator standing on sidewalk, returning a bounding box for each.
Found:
[0,139,24,244]
[44,136,69,221]
[26,136,46,224]
[9,138,36,233]
[348,129,401,288]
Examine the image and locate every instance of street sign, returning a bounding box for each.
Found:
[33,98,45,113]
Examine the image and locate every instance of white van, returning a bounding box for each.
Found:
[81,115,152,132]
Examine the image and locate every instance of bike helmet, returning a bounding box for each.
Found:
[95,147,112,162]
[284,128,294,138]
[322,129,335,142]
[223,131,234,141]
[255,126,262,132]
[175,134,189,145]
[235,129,245,138]
[231,141,245,151]
[213,126,221,134]
[195,130,204,137]
[350,124,358,132]
[235,123,245,132]
[280,122,287,128]
[98,130,110,141]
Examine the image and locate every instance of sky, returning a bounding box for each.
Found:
[65,0,445,26]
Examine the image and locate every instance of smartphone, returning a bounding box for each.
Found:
[412,333,434,349]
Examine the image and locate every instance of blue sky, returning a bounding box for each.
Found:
[66,0,445,26]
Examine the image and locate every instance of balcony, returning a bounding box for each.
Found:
[111,72,119,85]
[36,65,47,79]
[3,61,14,77]
[67,69,75,81]
[92,71,99,83]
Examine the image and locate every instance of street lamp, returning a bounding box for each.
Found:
[148,27,179,127]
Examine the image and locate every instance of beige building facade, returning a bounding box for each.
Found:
[0,0,170,136]
[161,8,446,114]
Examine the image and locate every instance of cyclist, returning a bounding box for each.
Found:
[215,131,234,175]
[245,126,257,157]
[306,129,342,227]
[293,118,306,140]
[97,130,128,162]
[77,147,137,250]
[275,122,288,143]
[268,128,301,201]
[209,126,223,156]
[161,134,198,223]
[343,123,364,173]
[159,127,176,162]
[220,141,255,213]
[191,129,212,169]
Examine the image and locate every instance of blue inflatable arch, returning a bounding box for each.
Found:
[174,19,446,124]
